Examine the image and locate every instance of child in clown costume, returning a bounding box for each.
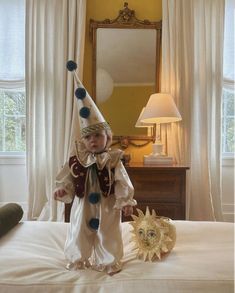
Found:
[54,61,136,275]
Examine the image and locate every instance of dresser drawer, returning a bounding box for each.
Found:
[125,164,189,220]
[127,169,185,203]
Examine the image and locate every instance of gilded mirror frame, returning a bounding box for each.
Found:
[89,2,162,148]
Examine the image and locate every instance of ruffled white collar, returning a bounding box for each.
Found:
[74,141,123,170]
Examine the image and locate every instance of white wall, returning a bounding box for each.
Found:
[0,156,234,222]
[222,158,234,222]
[0,156,28,220]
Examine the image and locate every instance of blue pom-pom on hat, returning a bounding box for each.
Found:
[89,218,99,230]
[80,107,90,118]
[66,60,77,71]
[88,192,101,204]
[75,88,86,100]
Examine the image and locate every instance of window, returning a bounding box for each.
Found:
[222,0,235,157]
[0,0,25,154]
[0,88,26,152]
[222,87,234,154]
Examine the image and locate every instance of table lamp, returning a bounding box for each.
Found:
[140,93,182,164]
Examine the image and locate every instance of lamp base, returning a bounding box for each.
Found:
[143,154,174,165]
[143,142,174,165]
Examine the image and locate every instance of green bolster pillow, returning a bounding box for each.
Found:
[0,203,24,237]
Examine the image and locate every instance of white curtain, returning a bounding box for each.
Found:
[161,0,224,220]
[26,0,86,221]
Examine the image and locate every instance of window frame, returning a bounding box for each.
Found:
[0,0,26,159]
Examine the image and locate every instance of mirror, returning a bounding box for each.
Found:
[90,2,161,147]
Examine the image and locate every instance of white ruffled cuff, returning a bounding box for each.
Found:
[113,198,137,209]
[54,193,73,204]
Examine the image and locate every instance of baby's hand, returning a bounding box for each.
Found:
[122,205,133,217]
[54,189,67,200]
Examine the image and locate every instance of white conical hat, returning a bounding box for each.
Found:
[67,60,111,137]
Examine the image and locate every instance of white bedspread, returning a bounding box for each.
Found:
[0,221,234,293]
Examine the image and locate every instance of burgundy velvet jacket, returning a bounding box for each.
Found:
[69,155,115,198]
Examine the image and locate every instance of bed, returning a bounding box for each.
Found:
[0,219,234,293]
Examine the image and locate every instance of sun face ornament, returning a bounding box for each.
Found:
[130,207,176,261]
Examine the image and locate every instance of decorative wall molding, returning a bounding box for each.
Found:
[0,156,26,165]
[222,203,234,222]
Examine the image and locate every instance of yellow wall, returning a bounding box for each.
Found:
[83,0,162,162]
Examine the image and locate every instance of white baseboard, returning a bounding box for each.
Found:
[0,201,28,221]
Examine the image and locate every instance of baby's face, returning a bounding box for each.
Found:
[83,130,108,153]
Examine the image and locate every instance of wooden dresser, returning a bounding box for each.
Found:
[124,163,189,221]
[65,163,189,222]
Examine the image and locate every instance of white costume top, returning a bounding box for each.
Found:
[55,143,136,274]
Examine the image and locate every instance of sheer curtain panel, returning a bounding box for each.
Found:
[161,0,224,220]
[26,0,86,221]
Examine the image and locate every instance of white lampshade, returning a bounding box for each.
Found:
[141,93,182,165]
[135,107,154,128]
[96,68,114,103]
[141,93,182,124]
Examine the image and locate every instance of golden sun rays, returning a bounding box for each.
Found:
[130,207,176,262]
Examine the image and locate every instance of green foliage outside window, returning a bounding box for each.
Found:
[222,89,234,154]
[0,89,26,152]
